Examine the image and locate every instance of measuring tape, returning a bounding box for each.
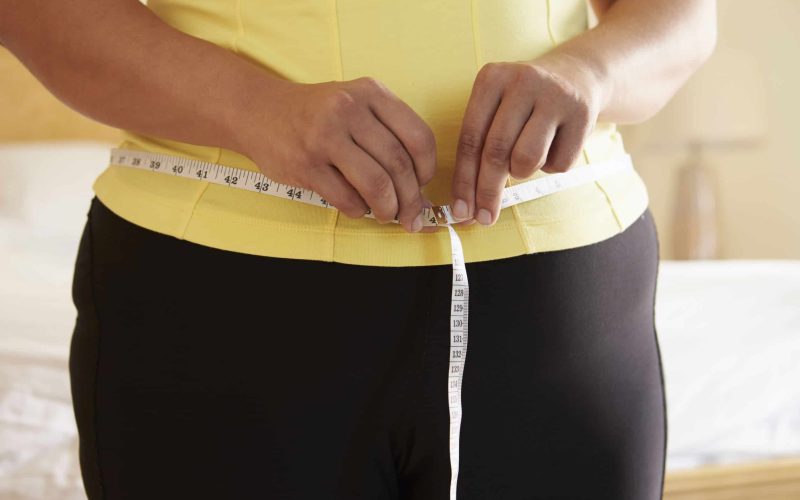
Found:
[109,147,634,499]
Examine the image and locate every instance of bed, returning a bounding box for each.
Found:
[1,141,799,499]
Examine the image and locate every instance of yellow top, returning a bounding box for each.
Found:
[92,0,649,267]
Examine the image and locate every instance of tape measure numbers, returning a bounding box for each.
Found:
[109,147,635,499]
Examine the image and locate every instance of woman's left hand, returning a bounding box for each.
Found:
[450,55,607,226]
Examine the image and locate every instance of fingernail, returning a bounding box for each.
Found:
[411,213,423,232]
[477,208,492,225]
[453,199,468,219]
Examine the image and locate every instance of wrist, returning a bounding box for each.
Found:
[529,46,613,118]
[220,61,298,158]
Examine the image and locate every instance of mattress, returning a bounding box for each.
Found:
[1,141,799,498]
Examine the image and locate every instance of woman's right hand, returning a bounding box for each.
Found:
[236,77,438,233]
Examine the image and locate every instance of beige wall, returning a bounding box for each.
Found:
[623,0,800,259]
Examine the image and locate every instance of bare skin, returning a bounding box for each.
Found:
[0,0,716,232]
[0,0,436,232]
[451,0,718,226]
[245,78,437,229]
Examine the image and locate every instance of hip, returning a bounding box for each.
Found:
[68,196,663,499]
[72,194,659,328]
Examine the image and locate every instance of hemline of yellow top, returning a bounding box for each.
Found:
[91,125,650,267]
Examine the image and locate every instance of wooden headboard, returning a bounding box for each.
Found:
[0,47,121,143]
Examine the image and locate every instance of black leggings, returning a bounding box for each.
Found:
[69,196,666,500]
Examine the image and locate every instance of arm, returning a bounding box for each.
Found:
[450,0,717,225]
[0,0,437,232]
[568,0,718,123]
[0,0,286,156]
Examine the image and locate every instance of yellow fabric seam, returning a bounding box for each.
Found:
[114,177,587,232]
[593,178,623,230]
[583,148,622,231]
[332,221,521,235]
[195,209,522,233]
[482,1,531,254]
[191,215,336,234]
[546,0,592,165]
[470,0,531,253]
[229,0,245,189]
[546,0,621,232]
[232,0,245,53]
[190,209,528,235]
[470,0,481,70]
[330,0,345,261]
[179,182,211,238]
[510,205,533,253]
[545,0,558,46]
[95,176,327,231]
[543,0,570,244]
[329,210,341,260]
[191,0,243,238]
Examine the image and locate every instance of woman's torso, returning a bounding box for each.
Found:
[92,0,649,266]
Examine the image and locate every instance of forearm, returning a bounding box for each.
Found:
[535,0,717,124]
[0,0,292,154]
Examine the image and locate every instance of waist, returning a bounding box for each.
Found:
[118,121,629,207]
[90,133,650,266]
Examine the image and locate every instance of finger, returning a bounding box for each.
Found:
[452,65,509,220]
[365,79,438,187]
[510,105,557,180]
[417,197,476,232]
[350,110,425,233]
[416,197,438,232]
[439,197,477,227]
[331,138,399,223]
[308,164,369,219]
[541,117,591,174]
[474,87,534,225]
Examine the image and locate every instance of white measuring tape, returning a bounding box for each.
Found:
[109,147,634,498]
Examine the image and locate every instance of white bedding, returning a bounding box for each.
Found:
[656,260,800,470]
[1,141,799,498]
[0,141,112,500]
